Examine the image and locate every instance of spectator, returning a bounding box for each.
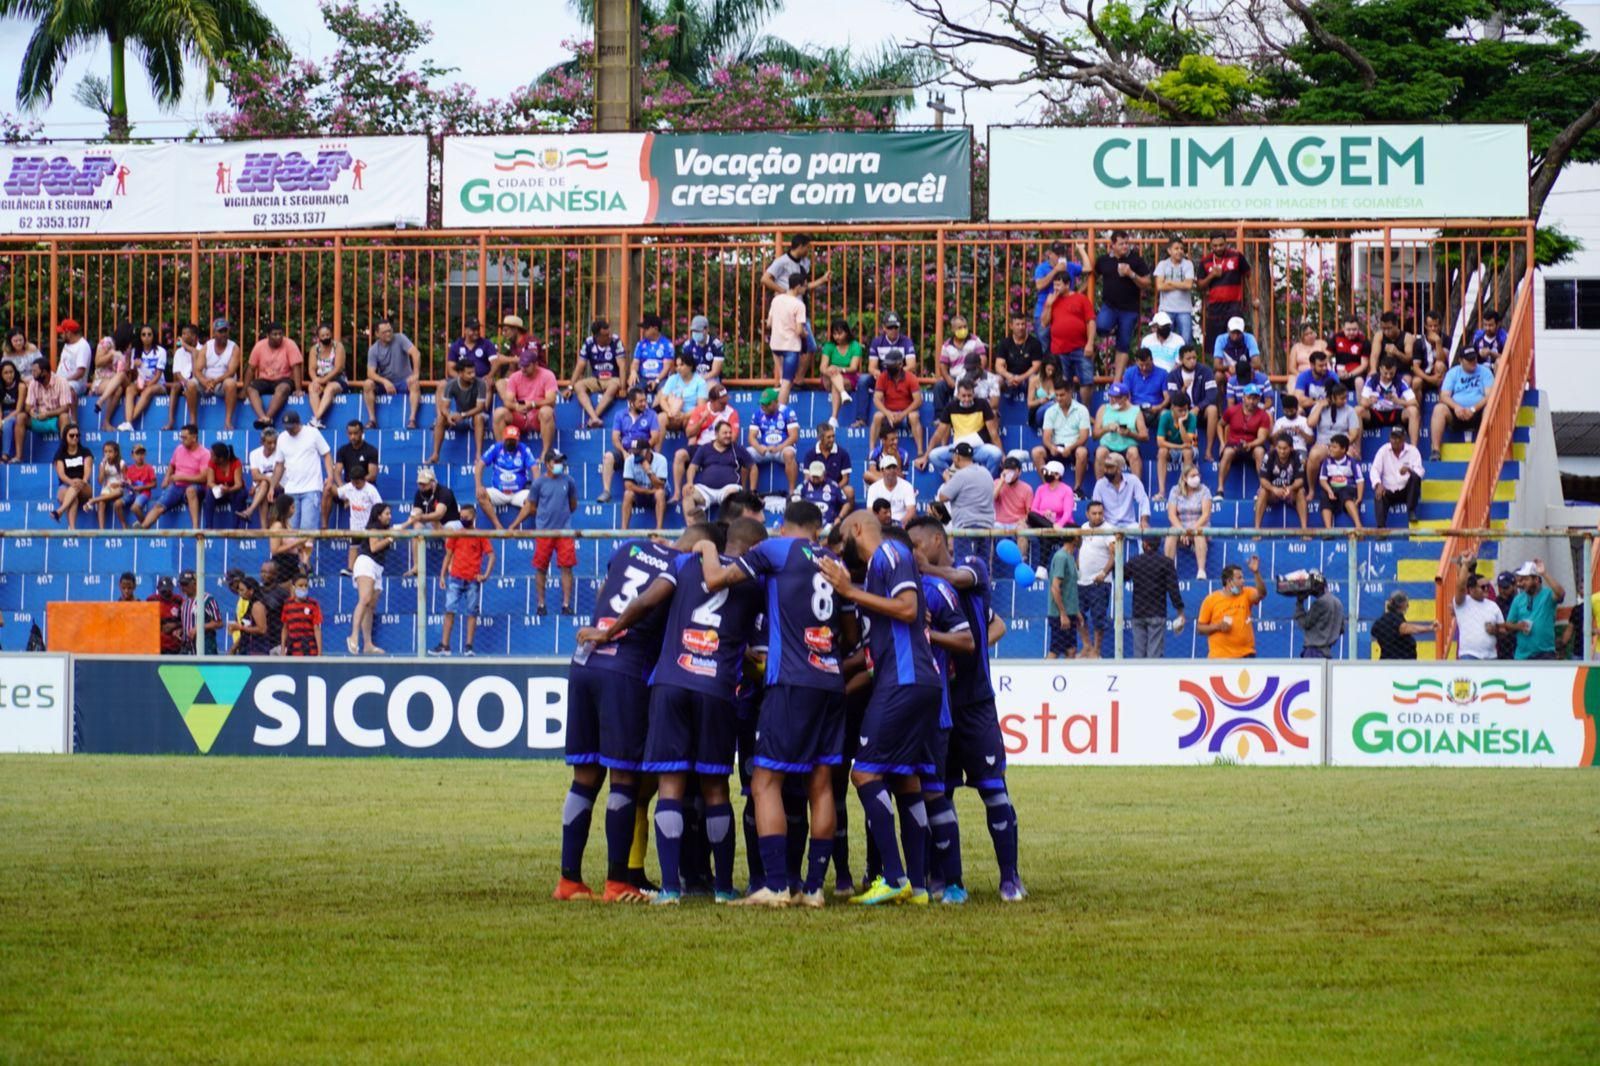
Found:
[1429,346,1494,462]
[446,317,498,384]
[572,318,627,428]
[1293,575,1345,658]
[361,319,421,430]
[1417,310,1449,388]
[1028,459,1076,566]
[767,269,809,405]
[994,454,1033,552]
[1165,463,1213,580]
[496,343,559,466]
[628,313,675,397]
[178,569,224,656]
[199,318,241,430]
[1469,309,1506,358]
[122,443,156,525]
[1375,311,1423,380]
[622,439,669,528]
[1452,556,1505,661]
[869,497,894,526]
[1154,390,1197,503]
[159,321,201,432]
[1273,394,1313,458]
[226,572,273,656]
[237,428,282,527]
[1138,312,1185,378]
[935,443,996,550]
[1122,346,1169,421]
[116,572,139,602]
[932,314,987,417]
[400,466,461,578]
[819,318,866,428]
[1031,382,1093,493]
[1359,357,1419,443]
[1076,502,1115,658]
[17,358,76,460]
[656,350,708,434]
[1317,433,1364,530]
[266,495,311,580]
[1043,272,1097,403]
[802,421,855,516]
[1126,536,1185,658]
[1196,558,1265,659]
[1216,385,1271,498]
[1288,321,1331,375]
[427,358,489,466]
[1292,347,1340,411]
[85,440,125,528]
[925,379,1001,476]
[245,321,303,431]
[0,362,20,462]
[995,312,1044,401]
[1032,239,1086,338]
[795,460,848,528]
[306,322,347,430]
[1372,591,1436,659]
[348,501,395,655]
[1046,535,1084,659]
[955,348,1002,405]
[864,454,916,524]
[675,381,738,492]
[860,312,918,422]
[684,420,752,524]
[529,451,578,615]
[1,327,40,377]
[680,313,725,383]
[1210,315,1261,370]
[89,324,132,430]
[598,387,661,503]
[1500,559,1565,661]
[745,387,799,495]
[1369,426,1425,526]
[150,574,184,655]
[1091,450,1151,532]
[1306,382,1360,490]
[49,424,93,528]
[497,314,535,373]
[321,420,381,530]
[475,424,539,531]
[1165,344,1220,460]
[1330,314,1372,387]
[275,410,332,532]
[279,572,323,657]
[864,424,912,487]
[1493,571,1519,659]
[762,233,830,350]
[1255,433,1309,530]
[333,463,383,576]
[1197,233,1256,344]
[1094,230,1152,379]
[204,442,247,529]
[138,424,208,529]
[55,319,92,401]
[1094,383,1147,471]
[1152,238,1197,344]
[869,347,924,459]
[432,502,493,655]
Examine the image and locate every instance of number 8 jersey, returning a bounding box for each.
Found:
[576,539,679,678]
[735,536,849,692]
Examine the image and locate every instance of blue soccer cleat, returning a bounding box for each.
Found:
[651,890,682,906]
[940,884,969,905]
[999,878,1028,902]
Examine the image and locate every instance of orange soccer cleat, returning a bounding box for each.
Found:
[602,880,651,903]
[551,878,596,901]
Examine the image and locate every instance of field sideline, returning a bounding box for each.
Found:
[1,758,1596,1063]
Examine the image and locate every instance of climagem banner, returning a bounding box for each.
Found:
[442,130,972,227]
[988,124,1529,221]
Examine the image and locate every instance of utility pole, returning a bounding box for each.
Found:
[927,92,956,130]
[595,0,640,336]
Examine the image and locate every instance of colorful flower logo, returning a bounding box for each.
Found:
[1172,669,1316,759]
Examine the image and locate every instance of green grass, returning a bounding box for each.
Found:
[1,759,1597,1063]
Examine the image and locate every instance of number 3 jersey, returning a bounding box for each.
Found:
[576,539,680,679]
[649,551,764,702]
[734,536,850,692]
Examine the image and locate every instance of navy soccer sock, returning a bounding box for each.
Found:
[604,783,638,883]
[560,780,599,883]
[896,792,929,891]
[831,792,853,886]
[925,792,962,889]
[980,786,1020,882]
[704,801,735,895]
[783,791,807,892]
[803,837,834,894]
[653,797,685,894]
[758,834,789,895]
[742,797,763,887]
[855,779,904,886]
[680,794,710,888]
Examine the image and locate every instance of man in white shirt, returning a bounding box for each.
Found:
[864,454,917,524]
[1076,500,1116,658]
[55,318,93,398]
[239,427,284,526]
[1138,311,1186,373]
[335,463,384,575]
[1452,557,1505,660]
[1368,425,1425,526]
[276,410,333,531]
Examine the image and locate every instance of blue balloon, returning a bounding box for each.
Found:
[1014,562,1036,587]
[995,538,1023,567]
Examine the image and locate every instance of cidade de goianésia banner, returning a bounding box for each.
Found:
[442,131,972,227]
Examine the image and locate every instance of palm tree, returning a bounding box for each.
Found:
[0,0,283,141]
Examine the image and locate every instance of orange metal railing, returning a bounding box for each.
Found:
[1433,268,1537,658]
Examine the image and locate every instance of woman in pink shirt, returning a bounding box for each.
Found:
[1027,459,1077,565]
[767,270,809,405]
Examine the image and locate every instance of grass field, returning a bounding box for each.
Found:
[1,758,1597,1063]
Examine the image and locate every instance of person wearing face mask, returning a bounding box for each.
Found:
[279,573,324,657]
[993,454,1034,557]
[933,314,987,418]
[1196,557,1266,659]
[530,450,580,615]
[680,313,725,383]
[1027,459,1076,566]
[1138,310,1186,373]
[306,322,347,430]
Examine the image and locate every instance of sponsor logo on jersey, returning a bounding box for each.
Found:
[803,626,834,653]
[806,652,841,674]
[683,628,720,655]
[676,653,718,678]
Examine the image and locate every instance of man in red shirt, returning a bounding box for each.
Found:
[495,346,558,466]
[149,574,185,655]
[1330,314,1372,386]
[1198,233,1256,347]
[869,348,924,459]
[1043,274,1098,404]
[1216,384,1272,497]
[432,502,494,656]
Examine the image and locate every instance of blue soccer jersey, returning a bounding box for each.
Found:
[633,336,674,388]
[922,573,970,730]
[480,442,536,494]
[578,539,679,678]
[649,551,763,701]
[735,536,847,692]
[863,538,941,689]
[680,336,724,377]
[795,481,846,525]
[582,335,625,380]
[947,555,996,709]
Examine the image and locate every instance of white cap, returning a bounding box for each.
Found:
[879,455,899,469]
[1150,311,1172,326]
[807,460,827,477]
[1044,460,1065,477]
[1515,561,1540,577]
[1227,316,1246,332]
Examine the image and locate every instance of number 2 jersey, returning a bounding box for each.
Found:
[648,550,764,702]
[922,573,970,730]
[734,536,849,692]
[575,539,679,679]
[863,538,942,690]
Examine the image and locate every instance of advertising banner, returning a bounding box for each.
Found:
[0,654,69,753]
[987,124,1529,221]
[75,658,570,758]
[1328,664,1600,767]
[442,130,972,227]
[994,661,1324,766]
[0,137,428,235]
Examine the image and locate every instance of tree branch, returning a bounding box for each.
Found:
[1530,93,1600,219]
[1281,0,1376,89]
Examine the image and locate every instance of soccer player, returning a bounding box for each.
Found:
[817,511,944,905]
[917,566,974,901]
[907,517,1024,901]
[554,523,721,902]
[699,500,854,908]
[579,519,767,905]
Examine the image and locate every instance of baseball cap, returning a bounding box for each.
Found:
[1242,384,1262,397]
[1044,460,1065,477]
[464,317,481,330]
[631,437,649,452]
[952,442,975,459]
[501,314,525,330]
[503,424,521,440]
[1228,316,1247,332]
[807,460,827,477]
[1496,570,1515,588]
[212,317,231,331]
[883,312,902,328]
[1389,425,1407,437]
[708,383,728,401]
[1461,346,1480,360]
[282,410,302,425]
[548,449,567,464]
[638,312,663,331]
[1150,311,1172,327]
[1515,561,1540,577]
[879,454,900,469]
[1106,383,1129,398]
[56,318,81,334]
[690,314,710,331]
[759,386,779,405]
[880,347,905,367]
[416,465,437,484]
[178,569,196,584]
[156,575,174,592]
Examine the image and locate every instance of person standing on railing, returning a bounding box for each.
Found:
[1428,347,1495,463]
[766,270,809,407]
[1152,239,1196,347]
[1499,560,1566,661]
[1125,536,1185,659]
[1196,557,1265,660]
[1093,231,1152,383]
[1451,558,1505,661]
[1369,427,1426,527]
[1032,240,1086,340]
[1043,272,1097,406]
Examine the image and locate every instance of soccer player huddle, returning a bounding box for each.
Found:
[555,497,1024,907]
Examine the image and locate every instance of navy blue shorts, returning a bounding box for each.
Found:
[842,686,870,762]
[752,684,845,773]
[923,726,952,795]
[1096,305,1140,353]
[948,699,1007,790]
[643,682,737,775]
[854,682,941,777]
[736,682,763,791]
[567,667,650,770]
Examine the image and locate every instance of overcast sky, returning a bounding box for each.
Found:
[0,0,1028,141]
